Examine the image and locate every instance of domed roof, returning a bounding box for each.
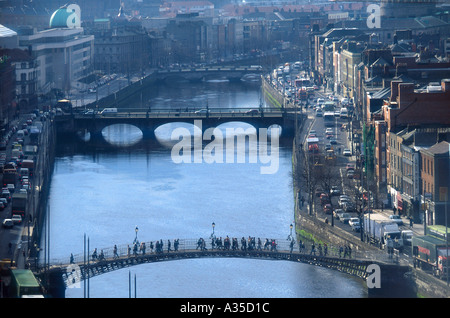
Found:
[49,8,71,28]
[49,6,80,28]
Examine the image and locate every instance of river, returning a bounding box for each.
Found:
[43,80,367,298]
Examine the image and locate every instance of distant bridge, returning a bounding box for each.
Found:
[152,65,264,82]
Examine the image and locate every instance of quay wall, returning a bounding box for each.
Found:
[85,75,158,110]
[262,76,284,109]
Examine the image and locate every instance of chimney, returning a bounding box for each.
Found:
[390,80,402,102]
[398,83,415,105]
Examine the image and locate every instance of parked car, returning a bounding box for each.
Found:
[389,215,403,225]
[2,219,13,228]
[330,186,340,196]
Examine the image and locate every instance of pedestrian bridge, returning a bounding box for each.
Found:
[35,237,409,296]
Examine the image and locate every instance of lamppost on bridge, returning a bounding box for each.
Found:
[211,222,215,239]
[134,226,139,245]
[288,223,293,241]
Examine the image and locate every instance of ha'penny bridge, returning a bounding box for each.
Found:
[34,237,414,297]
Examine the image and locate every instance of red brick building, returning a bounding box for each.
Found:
[383,79,450,132]
[420,141,450,226]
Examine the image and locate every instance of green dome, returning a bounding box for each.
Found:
[49,7,78,28]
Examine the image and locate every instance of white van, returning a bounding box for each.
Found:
[340,108,348,119]
[101,108,118,115]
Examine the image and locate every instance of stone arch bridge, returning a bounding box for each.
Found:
[55,108,299,146]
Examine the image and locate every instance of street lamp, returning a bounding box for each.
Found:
[211,222,215,239]
[134,226,139,244]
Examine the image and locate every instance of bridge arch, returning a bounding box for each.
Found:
[101,123,143,147]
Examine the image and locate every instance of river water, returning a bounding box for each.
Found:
[43,80,367,298]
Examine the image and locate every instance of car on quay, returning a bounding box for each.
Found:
[330,186,340,196]
[320,193,331,205]
[323,204,333,214]
[389,215,404,226]
[2,219,13,229]
[11,214,22,224]
[348,217,359,227]
[1,189,11,202]
[339,213,352,224]
[333,209,345,220]
[338,195,351,207]
[348,218,360,231]
[351,222,361,232]
[343,201,355,212]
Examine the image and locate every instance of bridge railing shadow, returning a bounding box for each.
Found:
[42,236,401,269]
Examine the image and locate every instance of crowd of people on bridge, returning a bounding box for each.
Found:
[206,236,279,252]
[68,236,355,264]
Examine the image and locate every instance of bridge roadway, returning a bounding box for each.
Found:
[36,237,402,291]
